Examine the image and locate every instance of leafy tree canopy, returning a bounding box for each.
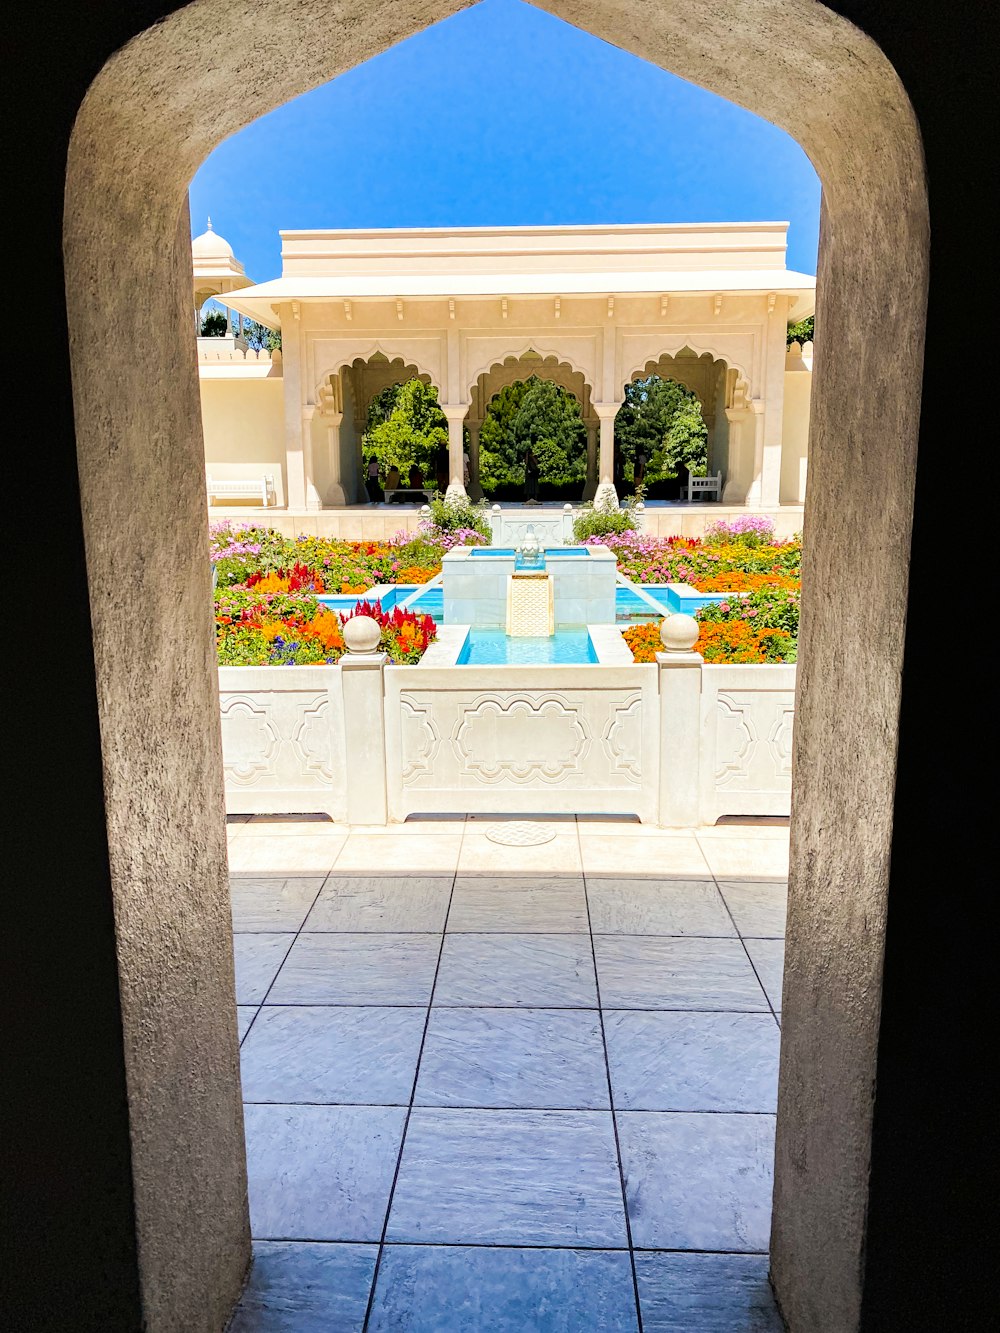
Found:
[200,310,228,337]
[786,315,814,346]
[478,376,586,495]
[615,376,708,483]
[241,319,281,353]
[364,379,448,481]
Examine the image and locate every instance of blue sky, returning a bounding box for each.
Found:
[190,0,820,284]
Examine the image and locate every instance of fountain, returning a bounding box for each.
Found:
[506,526,554,636]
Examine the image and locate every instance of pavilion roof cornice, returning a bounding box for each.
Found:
[217,268,816,327]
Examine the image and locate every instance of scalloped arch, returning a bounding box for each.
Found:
[314,342,441,397]
[622,340,752,387]
[467,343,596,396]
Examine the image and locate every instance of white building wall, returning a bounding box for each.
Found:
[200,378,287,506]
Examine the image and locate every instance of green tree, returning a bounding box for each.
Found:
[241,319,281,352]
[200,310,228,337]
[478,381,532,492]
[364,378,448,481]
[512,379,586,488]
[786,315,814,346]
[615,376,708,486]
[478,376,586,496]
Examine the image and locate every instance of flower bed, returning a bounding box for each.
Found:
[601,517,801,664]
[212,523,442,666]
[212,516,800,666]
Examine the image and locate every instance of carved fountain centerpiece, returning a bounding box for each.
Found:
[508,525,554,635]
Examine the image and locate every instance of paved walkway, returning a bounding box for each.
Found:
[227,816,788,1331]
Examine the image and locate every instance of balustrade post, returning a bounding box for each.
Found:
[657,615,704,827]
[339,616,389,825]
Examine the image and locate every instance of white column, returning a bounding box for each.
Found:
[281,305,306,509]
[467,420,483,501]
[656,615,704,828]
[584,422,598,501]
[758,300,788,508]
[744,399,767,507]
[441,404,468,502]
[301,405,322,510]
[722,405,754,503]
[593,402,621,511]
[323,411,347,507]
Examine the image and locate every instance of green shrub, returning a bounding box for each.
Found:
[572,506,637,541]
[423,493,492,543]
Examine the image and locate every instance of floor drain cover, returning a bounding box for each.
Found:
[484,821,557,847]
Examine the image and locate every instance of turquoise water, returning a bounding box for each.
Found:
[321,583,728,623]
[457,628,598,665]
[468,546,590,558]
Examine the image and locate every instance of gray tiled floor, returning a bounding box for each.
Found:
[231,844,786,1330]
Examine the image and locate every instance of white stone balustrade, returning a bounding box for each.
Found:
[219,619,796,826]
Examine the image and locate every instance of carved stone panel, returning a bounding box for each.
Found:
[220,695,281,783]
[290,695,335,783]
[602,694,643,783]
[452,693,591,783]
[715,693,757,787]
[400,696,442,784]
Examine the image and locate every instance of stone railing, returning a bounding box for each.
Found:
[219,617,796,826]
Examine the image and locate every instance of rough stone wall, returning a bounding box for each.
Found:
[62,1,926,1329]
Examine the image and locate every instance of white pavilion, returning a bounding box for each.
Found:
[194,219,814,537]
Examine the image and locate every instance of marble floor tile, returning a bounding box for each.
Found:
[304,877,453,933]
[717,881,787,938]
[234,934,294,1004]
[386,1108,627,1246]
[579,835,712,878]
[634,1252,783,1332]
[448,877,588,933]
[744,939,785,1011]
[433,934,597,1008]
[457,833,583,877]
[266,934,441,1006]
[368,1245,638,1332]
[694,835,789,880]
[697,823,790,841]
[244,1104,406,1242]
[227,834,348,875]
[241,1006,426,1105]
[414,1008,609,1110]
[228,1241,377,1332]
[617,1111,775,1251]
[230,877,325,932]
[604,1011,779,1112]
[332,834,462,874]
[594,937,769,1010]
[587,878,734,936]
[238,1006,258,1042]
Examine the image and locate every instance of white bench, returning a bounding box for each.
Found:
[207,475,275,506]
[686,470,722,501]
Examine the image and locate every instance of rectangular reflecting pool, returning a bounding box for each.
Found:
[456,628,598,665]
[320,583,732,626]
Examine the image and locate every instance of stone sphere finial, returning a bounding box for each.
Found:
[343,615,381,654]
[563,503,573,512]
[491,503,501,513]
[419,504,431,516]
[660,613,699,652]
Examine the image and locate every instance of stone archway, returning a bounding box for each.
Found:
[472,352,597,500]
[63,2,927,1328]
[621,351,747,500]
[323,354,440,504]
